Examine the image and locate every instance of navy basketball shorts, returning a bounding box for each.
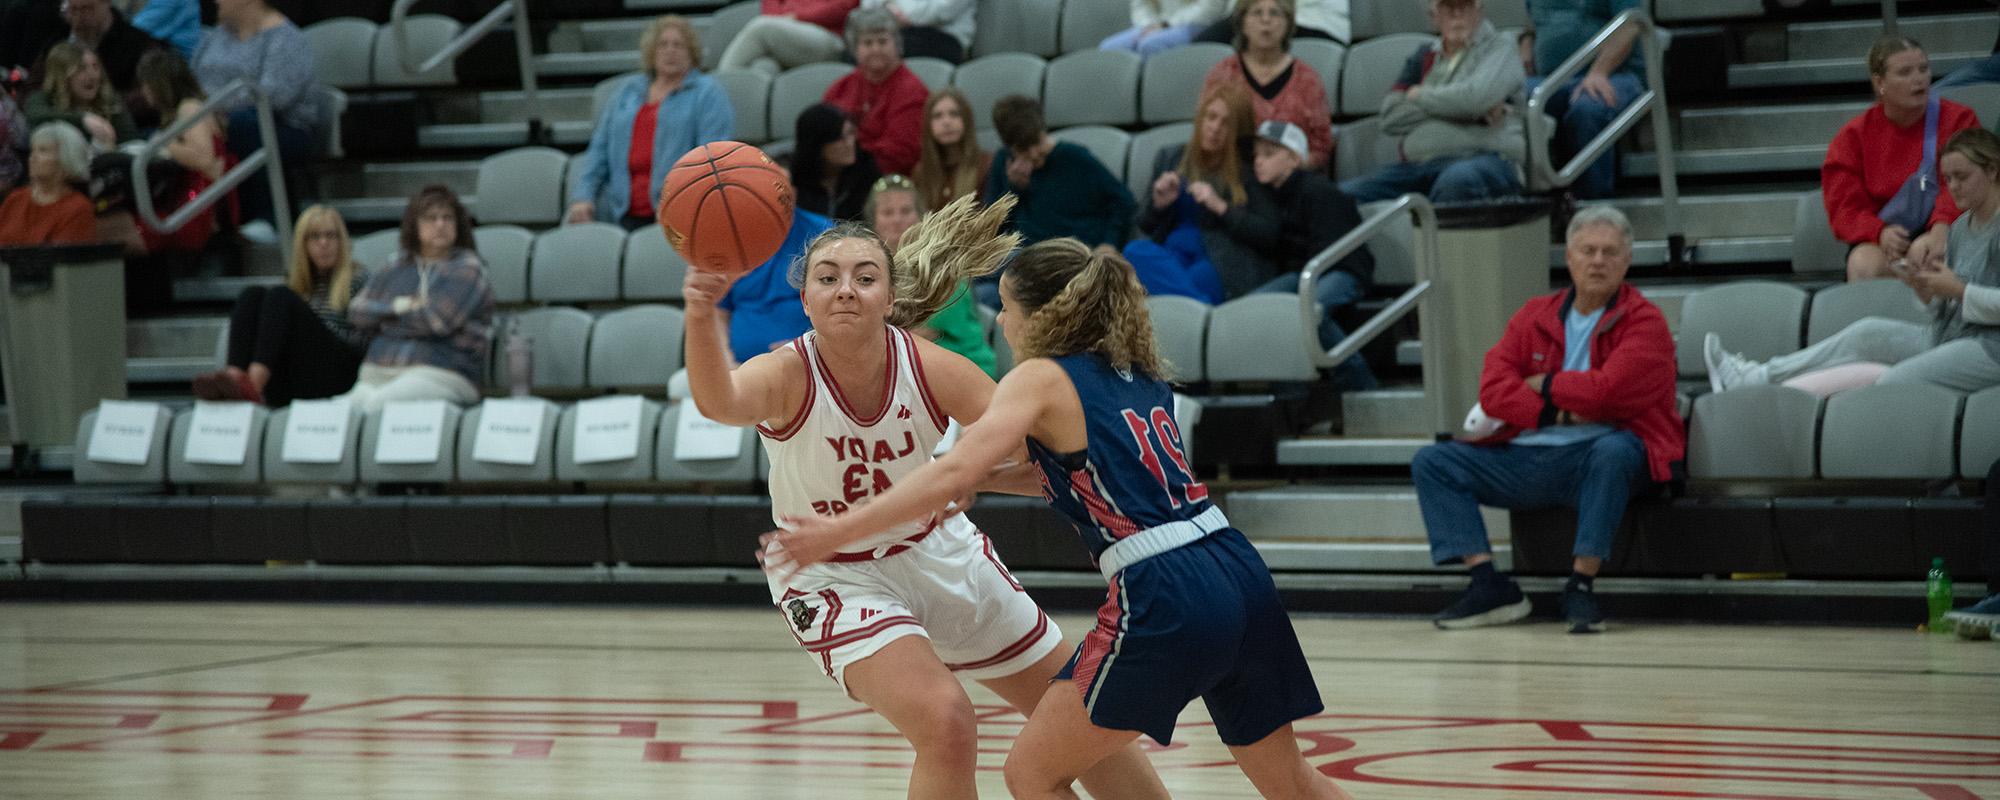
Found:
[1056,528,1324,746]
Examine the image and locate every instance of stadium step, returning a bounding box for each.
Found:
[1342,388,1432,437]
[1222,485,1512,571]
[1654,0,1965,22]
[126,316,226,385]
[323,161,481,202]
[1785,12,1998,61]
[1276,436,1431,466]
[477,87,601,125]
[1555,191,1802,268]
[1729,50,1985,89]
[534,52,635,80]
[415,121,594,150]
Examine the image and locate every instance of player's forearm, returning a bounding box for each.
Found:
[682,310,754,424]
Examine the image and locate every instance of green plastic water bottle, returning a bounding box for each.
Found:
[1926,557,1953,634]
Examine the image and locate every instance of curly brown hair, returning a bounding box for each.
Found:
[1004,238,1166,379]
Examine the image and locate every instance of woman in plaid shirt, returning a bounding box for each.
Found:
[336,185,494,413]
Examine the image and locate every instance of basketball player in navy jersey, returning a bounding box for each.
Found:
[766,227,1353,799]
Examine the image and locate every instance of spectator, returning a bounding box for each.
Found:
[192,205,368,406]
[1245,120,1376,391]
[1416,206,1682,634]
[868,173,996,376]
[13,0,166,92]
[1708,128,2000,396]
[1101,0,1227,58]
[1123,82,1258,304]
[568,15,734,229]
[0,121,94,245]
[335,186,493,414]
[1520,0,1644,199]
[981,94,1135,304]
[24,42,136,148]
[0,93,26,193]
[132,48,231,256]
[860,0,975,64]
[1195,0,1346,44]
[822,7,926,176]
[714,207,838,364]
[192,0,322,224]
[717,0,859,76]
[910,87,989,212]
[1824,36,1980,282]
[1339,0,1525,205]
[792,103,881,221]
[1200,0,1332,171]
[131,0,200,60]
[1939,457,1999,639]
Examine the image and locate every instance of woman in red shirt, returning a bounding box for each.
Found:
[1822,36,1982,281]
[0,123,96,246]
[821,7,928,176]
[1201,0,1332,172]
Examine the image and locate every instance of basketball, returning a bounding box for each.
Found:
[658,141,795,276]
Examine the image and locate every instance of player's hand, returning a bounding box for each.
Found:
[759,516,847,579]
[1151,170,1181,209]
[682,269,740,316]
[565,201,595,224]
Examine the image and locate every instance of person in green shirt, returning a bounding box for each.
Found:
[867,174,999,378]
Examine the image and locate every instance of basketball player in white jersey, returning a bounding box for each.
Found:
[682,195,1168,800]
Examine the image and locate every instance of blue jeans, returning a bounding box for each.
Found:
[1935,54,2000,90]
[1528,72,1643,199]
[1339,153,1522,205]
[1412,431,1649,565]
[1252,269,1376,391]
[1124,225,1224,304]
[1099,23,1199,57]
[225,106,317,223]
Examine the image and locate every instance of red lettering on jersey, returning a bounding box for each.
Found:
[896,431,915,458]
[871,440,895,462]
[825,437,847,462]
[872,469,894,496]
[810,499,851,515]
[842,463,868,502]
[847,438,867,461]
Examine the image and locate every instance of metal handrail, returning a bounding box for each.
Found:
[132,79,291,259]
[1525,9,1684,266]
[1297,193,1438,369]
[392,0,544,143]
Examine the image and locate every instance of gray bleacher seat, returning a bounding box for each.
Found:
[1938,83,2000,129]
[319,86,347,159]
[904,56,955,92]
[592,71,639,118]
[456,397,562,482]
[714,69,772,143]
[370,13,461,87]
[1791,189,1846,274]
[623,224,689,300]
[589,305,686,393]
[352,229,401,272]
[474,225,534,304]
[1962,385,2000,479]
[1059,0,1130,54]
[1290,39,1344,111]
[477,147,568,226]
[1341,33,1434,117]
[1675,281,1809,377]
[989,310,1013,373]
[1485,0,1530,31]
[359,402,464,483]
[503,307,593,392]
[953,53,1047,126]
[1350,0,1428,40]
[1819,383,1963,479]
[701,1,760,71]
[1355,199,1415,285]
[529,223,625,303]
[1044,50,1142,128]
[556,396,666,482]
[1805,279,1928,345]
[167,404,271,484]
[1147,295,1210,382]
[976,302,995,338]
[1052,126,1132,185]
[656,400,759,483]
[1686,385,1821,479]
[973,0,1061,58]
[1140,43,1232,125]
[1205,294,1317,382]
[307,18,378,90]
[1126,122,1193,207]
[262,402,366,484]
[1335,116,1400,182]
[73,404,174,485]
[769,63,853,140]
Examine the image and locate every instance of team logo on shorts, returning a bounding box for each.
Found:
[786,598,819,632]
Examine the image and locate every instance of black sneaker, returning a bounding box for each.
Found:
[1433,578,1532,630]
[1563,583,1606,634]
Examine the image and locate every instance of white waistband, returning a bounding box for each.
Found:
[1097,506,1231,579]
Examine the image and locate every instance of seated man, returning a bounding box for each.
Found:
[1340,0,1525,204]
[1521,0,1645,199]
[979,94,1135,305]
[1414,206,1683,634]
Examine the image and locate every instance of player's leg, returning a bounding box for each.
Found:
[845,635,982,800]
[1003,681,1149,800]
[1226,725,1353,800]
[979,648,1170,800]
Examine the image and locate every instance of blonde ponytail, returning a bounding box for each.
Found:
[884,193,1020,329]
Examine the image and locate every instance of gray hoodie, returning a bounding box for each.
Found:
[1379,20,1526,167]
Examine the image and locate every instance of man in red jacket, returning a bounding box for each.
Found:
[1414,205,1684,634]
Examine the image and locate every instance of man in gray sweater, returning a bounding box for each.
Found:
[1340,0,1525,204]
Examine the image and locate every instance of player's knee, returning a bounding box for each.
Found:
[1002,751,1069,797]
[909,699,979,760]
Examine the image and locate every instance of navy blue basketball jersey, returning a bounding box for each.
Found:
[1026,353,1213,563]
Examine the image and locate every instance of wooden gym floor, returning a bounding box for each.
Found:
[1,602,1995,799]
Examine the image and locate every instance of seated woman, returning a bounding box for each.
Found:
[1195,0,1345,44]
[134,49,233,255]
[1823,35,1982,281]
[0,123,96,245]
[1200,0,1333,171]
[568,15,734,229]
[1709,128,2000,395]
[866,0,976,63]
[821,7,927,176]
[1101,0,1226,58]
[791,103,881,221]
[717,0,857,75]
[334,186,494,413]
[868,174,997,377]
[24,42,137,149]
[1124,82,1270,304]
[193,205,369,406]
[910,88,989,212]
[191,0,322,223]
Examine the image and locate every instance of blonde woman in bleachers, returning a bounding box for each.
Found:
[23,42,136,149]
[1101,0,1228,58]
[192,205,369,407]
[1200,0,1332,171]
[910,88,989,213]
[333,186,493,414]
[567,15,735,229]
[1709,127,2000,396]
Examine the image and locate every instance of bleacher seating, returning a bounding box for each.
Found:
[528,223,625,303]
[587,305,685,393]
[370,13,461,87]
[621,225,688,301]
[973,0,1062,58]
[714,69,773,144]
[1124,122,1192,207]
[953,53,1047,128]
[306,17,378,90]
[1340,33,1432,117]
[1819,384,1963,480]
[768,63,851,143]
[476,147,570,226]
[1043,50,1141,128]
[903,56,955,92]
[504,307,595,392]
[1051,126,1132,187]
[1205,294,1319,383]
[1686,385,1822,480]
[1139,43,1232,125]
[1147,296,1210,383]
[1057,0,1128,55]
[1674,281,1810,378]
[1805,279,1928,345]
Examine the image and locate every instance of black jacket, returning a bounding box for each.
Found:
[794,150,881,222]
[1135,140,1283,300]
[1227,168,1375,289]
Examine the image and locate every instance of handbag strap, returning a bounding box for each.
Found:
[1921,94,1940,174]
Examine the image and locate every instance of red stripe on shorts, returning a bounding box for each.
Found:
[945,610,1050,672]
[1070,576,1126,705]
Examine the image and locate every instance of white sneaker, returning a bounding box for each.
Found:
[1703,333,1757,393]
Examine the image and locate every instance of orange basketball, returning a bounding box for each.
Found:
[658,141,795,276]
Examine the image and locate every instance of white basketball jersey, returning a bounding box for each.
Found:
[759,327,974,555]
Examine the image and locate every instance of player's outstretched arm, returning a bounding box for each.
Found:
[682,269,790,426]
[908,336,1039,496]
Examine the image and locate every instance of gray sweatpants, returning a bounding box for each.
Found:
[1761,317,2000,392]
[718,17,846,74]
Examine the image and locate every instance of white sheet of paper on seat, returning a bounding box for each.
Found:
[374,400,448,464]
[572,395,644,464]
[280,399,353,463]
[472,397,546,465]
[933,419,960,456]
[86,400,161,465]
[673,401,742,461]
[183,401,257,465]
